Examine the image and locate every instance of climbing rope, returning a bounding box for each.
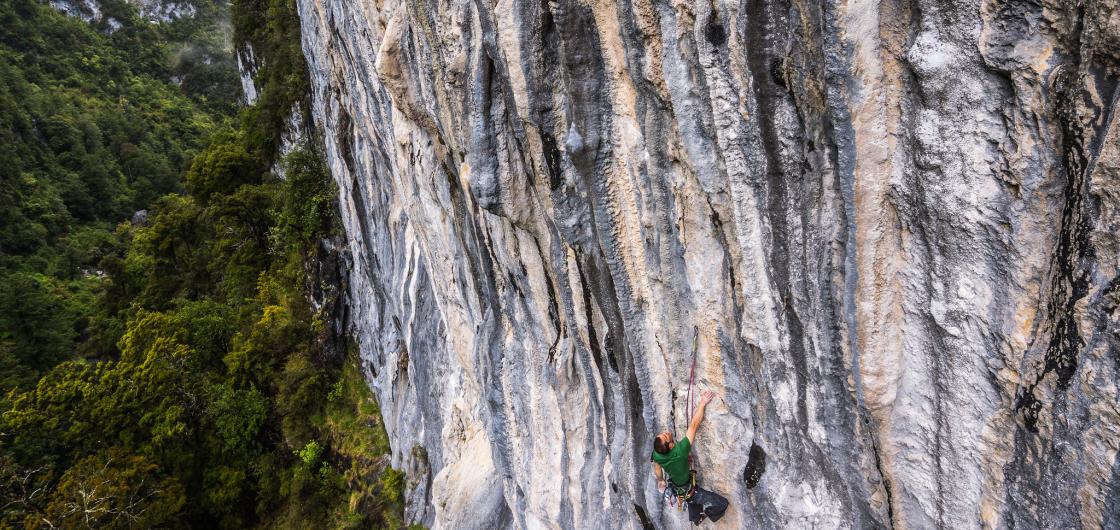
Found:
[685,327,699,466]
[663,327,698,508]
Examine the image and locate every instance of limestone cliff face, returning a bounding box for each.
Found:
[291,0,1120,527]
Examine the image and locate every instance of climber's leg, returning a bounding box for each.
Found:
[686,496,704,525]
[687,487,729,524]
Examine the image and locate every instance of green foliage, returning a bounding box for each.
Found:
[171,300,238,369]
[278,144,338,246]
[207,383,267,456]
[4,334,194,461]
[0,0,227,262]
[327,379,344,402]
[187,131,264,204]
[295,440,323,466]
[0,273,78,389]
[380,467,406,506]
[231,0,310,160]
[124,194,214,306]
[0,0,236,390]
[0,0,419,527]
[44,449,186,529]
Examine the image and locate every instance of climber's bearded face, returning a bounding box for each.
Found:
[657,431,674,449]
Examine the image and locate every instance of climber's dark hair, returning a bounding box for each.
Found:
[654,436,670,454]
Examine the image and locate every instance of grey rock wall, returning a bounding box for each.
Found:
[292,0,1120,527]
[49,0,197,25]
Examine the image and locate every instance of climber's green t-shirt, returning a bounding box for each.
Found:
[651,436,691,485]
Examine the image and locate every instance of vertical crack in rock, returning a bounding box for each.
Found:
[633,502,655,530]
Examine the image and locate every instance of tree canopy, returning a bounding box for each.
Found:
[0,0,416,527]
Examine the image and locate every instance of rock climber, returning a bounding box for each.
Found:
[651,390,729,525]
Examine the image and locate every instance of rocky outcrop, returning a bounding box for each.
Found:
[128,0,196,22]
[49,0,196,26]
[49,0,104,23]
[292,0,1120,527]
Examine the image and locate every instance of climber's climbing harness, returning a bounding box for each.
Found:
[665,469,698,511]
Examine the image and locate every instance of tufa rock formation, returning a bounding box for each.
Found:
[289,0,1120,527]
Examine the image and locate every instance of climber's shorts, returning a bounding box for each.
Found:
[686,487,728,525]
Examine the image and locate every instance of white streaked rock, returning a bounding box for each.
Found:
[291,0,1120,528]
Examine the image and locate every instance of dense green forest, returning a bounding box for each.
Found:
[0,0,413,527]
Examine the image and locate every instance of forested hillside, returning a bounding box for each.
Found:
[0,0,412,527]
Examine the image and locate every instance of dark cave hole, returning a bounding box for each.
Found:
[744,442,767,489]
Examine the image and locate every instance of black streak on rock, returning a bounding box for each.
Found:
[541,131,563,190]
[633,503,655,530]
[337,106,356,173]
[745,0,810,431]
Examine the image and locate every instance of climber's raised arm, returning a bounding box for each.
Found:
[651,391,729,523]
[685,391,715,444]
